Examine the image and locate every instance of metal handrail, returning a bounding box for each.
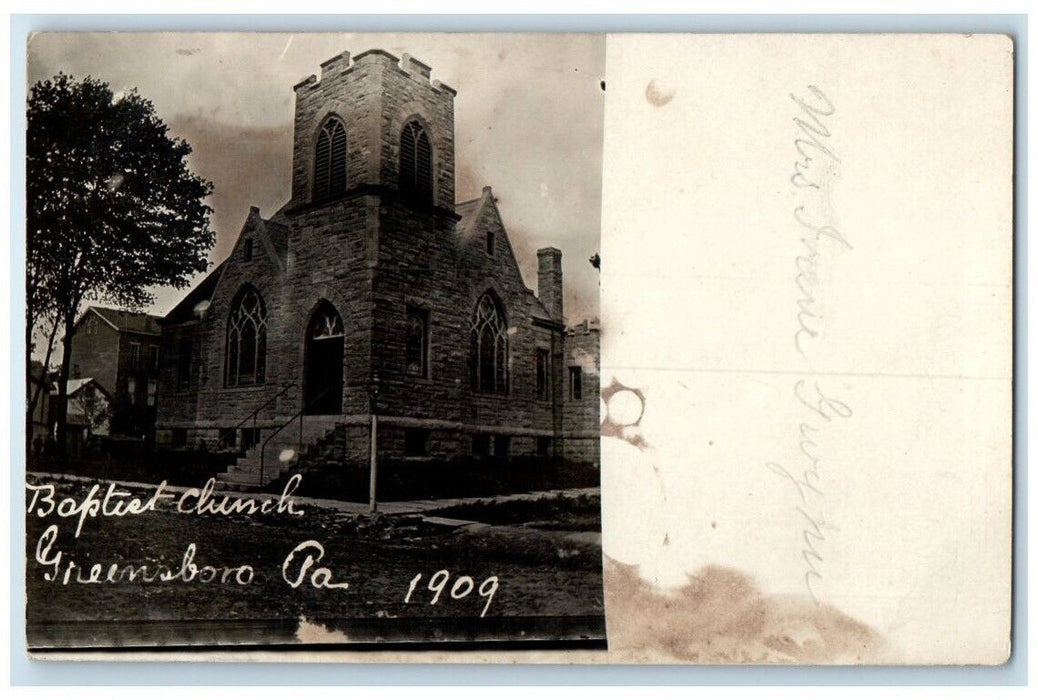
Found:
[258,386,335,485]
[218,382,296,451]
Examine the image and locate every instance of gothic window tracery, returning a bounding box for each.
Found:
[470,293,507,394]
[226,287,268,386]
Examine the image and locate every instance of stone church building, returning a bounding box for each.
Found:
[155,48,599,487]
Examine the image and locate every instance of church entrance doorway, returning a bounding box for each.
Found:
[304,301,344,415]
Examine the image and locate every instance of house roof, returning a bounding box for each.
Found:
[53,377,108,398]
[162,261,227,325]
[88,307,163,336]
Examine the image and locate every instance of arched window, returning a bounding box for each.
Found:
[226,286,268,386]
[470,293,508,394]
[313,117,347,201]
[399,120,433,205]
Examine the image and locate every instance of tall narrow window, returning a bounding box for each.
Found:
[406,306,430,377]
[313,117,348,201]
[225,286,268,386]
[243,238,254,262]
[486,230,496,256]
[399,120,433,205]
[536,348,550,399]
[569,366,583,401]
[471,293,507,394]
[129,341,141,370]
[148,345,160,372]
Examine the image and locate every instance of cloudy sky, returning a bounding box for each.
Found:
[27,32,604,323]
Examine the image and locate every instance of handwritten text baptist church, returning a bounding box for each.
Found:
[26,474,306,538]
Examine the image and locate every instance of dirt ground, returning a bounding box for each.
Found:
[24,473,605,649]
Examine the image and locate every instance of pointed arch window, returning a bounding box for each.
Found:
[226,287,268,386]
[399,120,433,205]
[470,293,508,394]
[313,117,348,201]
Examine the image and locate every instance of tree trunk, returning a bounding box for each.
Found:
[54,309,77,457]
[26,312,60,453]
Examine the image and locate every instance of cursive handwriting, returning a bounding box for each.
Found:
[35,524,255,585]
[789,85,851,358]
[765,381,852,601]
[26,475,306,539]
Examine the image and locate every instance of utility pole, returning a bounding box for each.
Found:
[369,412,378,513]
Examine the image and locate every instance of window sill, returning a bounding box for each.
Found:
[222,384,269,392]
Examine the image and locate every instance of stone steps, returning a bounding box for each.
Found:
[215,416,342,490]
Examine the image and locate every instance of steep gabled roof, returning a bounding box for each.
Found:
[53,376,109,398]
[87,307,163,336]
[455,196,484,238]
[264,218,291,261]
[456,186,558,323]
[162,261,227,326]
[242,206,290,270]
[527,290,554,322]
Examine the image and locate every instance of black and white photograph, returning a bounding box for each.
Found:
[24,32,605,651]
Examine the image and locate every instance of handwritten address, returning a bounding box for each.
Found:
[765,85,853,602]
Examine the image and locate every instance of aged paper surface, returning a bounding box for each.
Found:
[25,32,1013,664]
[25,32,606,651]
[598,33,1013,664]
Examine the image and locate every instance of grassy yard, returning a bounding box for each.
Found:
[24,474,604,649]
[426,493,602,532]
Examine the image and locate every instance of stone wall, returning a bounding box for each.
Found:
[561,321,601,464]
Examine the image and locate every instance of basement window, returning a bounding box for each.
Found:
[404,428,430,457]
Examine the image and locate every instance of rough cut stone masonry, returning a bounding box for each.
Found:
[156,48,600,479]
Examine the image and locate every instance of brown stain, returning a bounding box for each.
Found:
[604,558,892,664]
[645,80,675,108]
[601,378,649,449]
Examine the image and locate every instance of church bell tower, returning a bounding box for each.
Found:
[288,49,457,213]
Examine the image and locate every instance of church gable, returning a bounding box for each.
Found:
[456,186,538,315]
[231,206,288,275]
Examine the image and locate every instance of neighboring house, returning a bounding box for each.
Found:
[156,48,600,485]
[66,306,163,439]
[63,377,112,436]
[51,377,112,456]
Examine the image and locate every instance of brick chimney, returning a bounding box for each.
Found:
[537,247,563,321]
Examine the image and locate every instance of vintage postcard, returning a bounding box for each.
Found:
[25,33,605,650]
[22,31,1013,664]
